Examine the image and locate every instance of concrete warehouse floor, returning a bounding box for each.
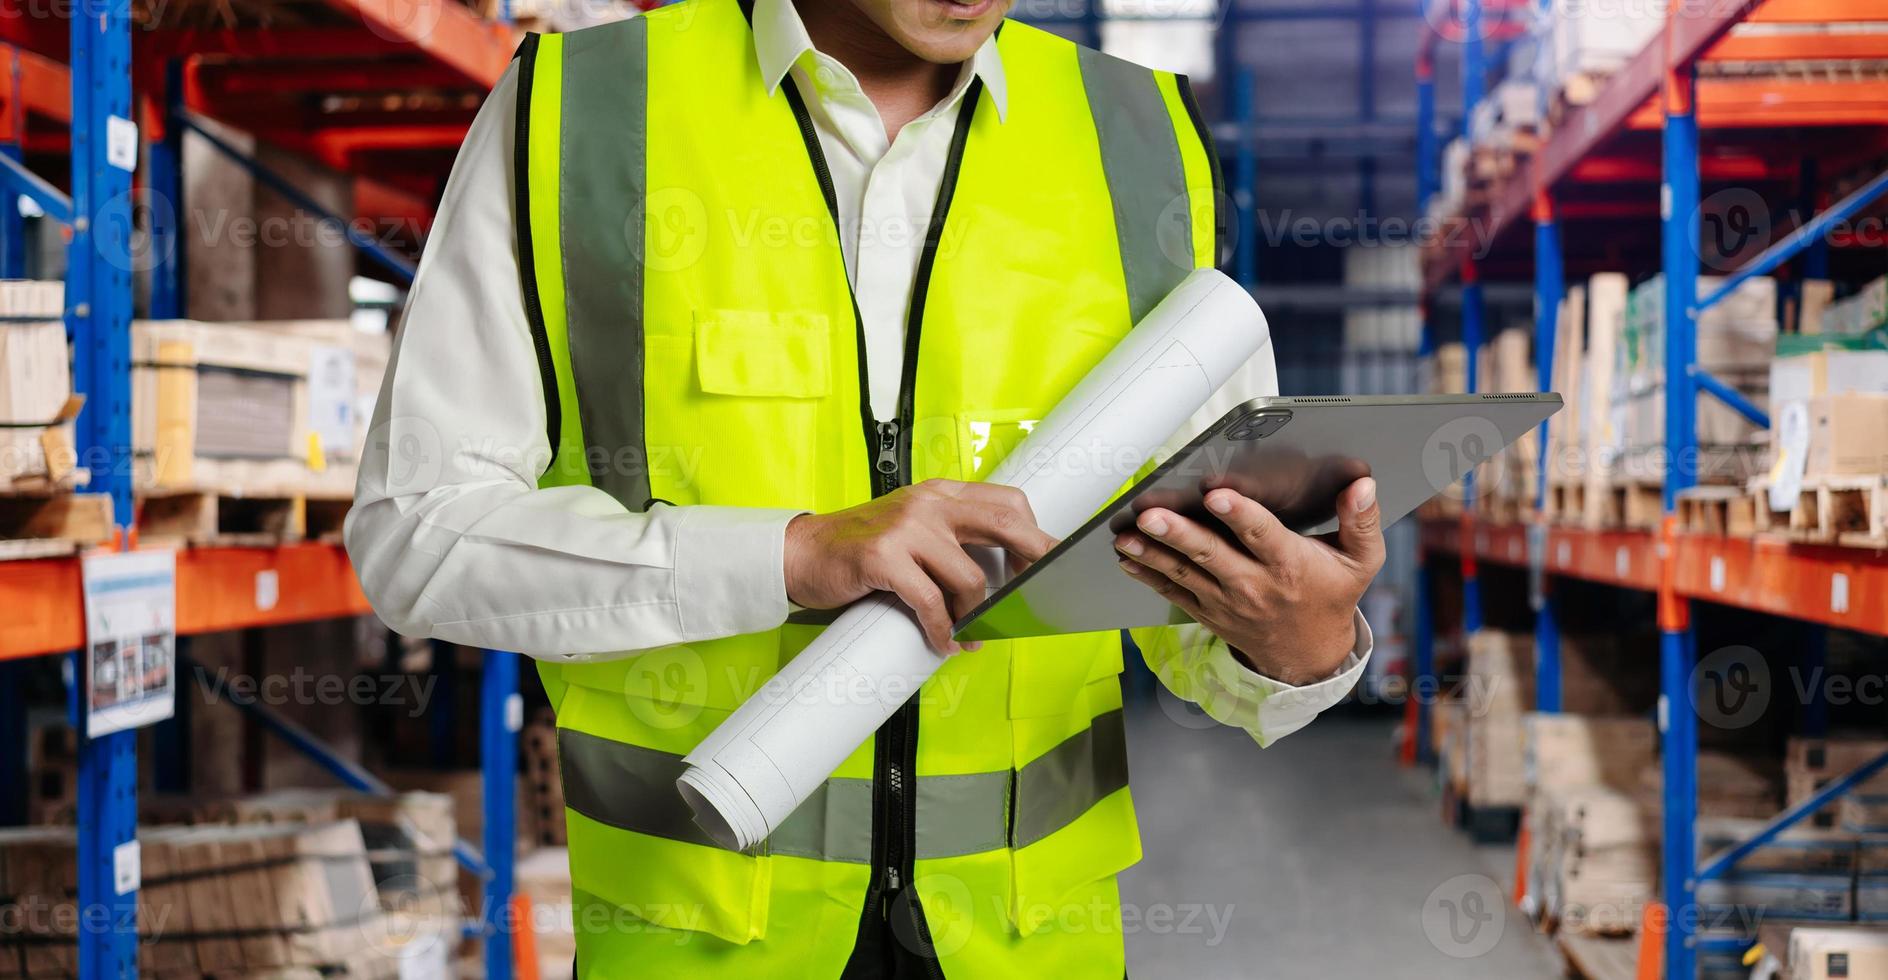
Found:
[1117,685,1562,979]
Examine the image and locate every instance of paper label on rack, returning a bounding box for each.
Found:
[1770,401,1810,513]
[106,115,138,172]
[256,569,280,612]
[308,345,358,452]
[82,550,177,737]
[113,841,141,895]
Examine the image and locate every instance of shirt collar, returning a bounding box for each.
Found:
[751,0,1008,122]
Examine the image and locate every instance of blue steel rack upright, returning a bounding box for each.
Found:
[1414,0,1888,975]
[0,4,529,976]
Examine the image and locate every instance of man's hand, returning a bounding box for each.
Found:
[1114,477,1383,685]
[785,479,1059,654]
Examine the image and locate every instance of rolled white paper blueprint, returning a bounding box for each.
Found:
[677,268,1272,851]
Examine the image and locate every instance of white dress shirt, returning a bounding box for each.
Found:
[345,0,1371,746]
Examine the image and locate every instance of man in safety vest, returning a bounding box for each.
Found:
[347,0,1384,973]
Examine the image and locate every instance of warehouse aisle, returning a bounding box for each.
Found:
[1117,690,1561,979]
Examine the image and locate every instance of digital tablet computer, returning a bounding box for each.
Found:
[953,393,1561,641]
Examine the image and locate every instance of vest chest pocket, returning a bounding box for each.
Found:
[646,309,839,508]
[694,309,832,399]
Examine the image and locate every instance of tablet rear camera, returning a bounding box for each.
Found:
[1228,410,1292,440]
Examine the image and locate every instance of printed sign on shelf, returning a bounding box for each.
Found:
[81,550,178,737]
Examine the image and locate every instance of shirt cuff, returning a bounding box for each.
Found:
[1201,608,1373,747]
[671,505,805,641]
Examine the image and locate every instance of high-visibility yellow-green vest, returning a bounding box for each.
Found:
[513,1,1223,973]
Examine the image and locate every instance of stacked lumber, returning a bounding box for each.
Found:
[0,821,449,979]
[1523,714,1659,936]
[1474,325,1541,523]
[0,281,113,561]
[1462,630,1535,809]
[131,319,388,545]
[138,788,462,922]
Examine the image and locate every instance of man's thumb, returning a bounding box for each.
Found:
[1337,477,1383,568]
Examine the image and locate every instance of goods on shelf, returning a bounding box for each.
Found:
[0,820,446,978]
[1472,326,1541,522]
[1527,713,1657,793]
[1786,927,1888,980]
[1575,273,1628,528]
[1461,630,1535,808]
[1843,795,1888,834]
[1523,713,1658,935]
[1807,394,1888,478]
[1529,0,1663,119]
[1696,817,1860,924]
[130,319,388,545]
[1818,275,1888,337]
[1787,736,1888,830]
[139,788,461,921]
[1469,79,1541,154]
[1530,784,1656,936]
[0,283,76,492]
[1612,274,1776,487]
[1638,750,1784,821]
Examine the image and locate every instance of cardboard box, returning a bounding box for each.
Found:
[0,318,72,487]
[1807,394,1888,478]
[1788,926,1888,980]
[1527,713,1656,794]
[1789,737,1888,829]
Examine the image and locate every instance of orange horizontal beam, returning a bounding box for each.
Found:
[1748,0,1888,23]
[0,557,84,661]
[1421,519,1888,637]
[175,544,371,636]
[1673,534,1888,635]
[1626,78,1888,129]
[0,544,373,662]
[1707,31,1888,62]
[317,0,517,87]
[0,44,72,136]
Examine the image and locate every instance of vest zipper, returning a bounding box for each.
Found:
[782,71,978,978]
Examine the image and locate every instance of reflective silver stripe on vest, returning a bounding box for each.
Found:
[559,709,1128,862]
[1076,47,1196,325]
[560,17,653,510]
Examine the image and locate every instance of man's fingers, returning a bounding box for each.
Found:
[1335,477,1384,573]
[1203,489,1294,565]
[1114,530,1221,603]
[913,535,990,623]
[946,497,1059,564]
[1129,508,1244,583]
[884,562,958,655]
[1115,553,1208,619]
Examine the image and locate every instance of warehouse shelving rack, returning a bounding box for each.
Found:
[1414,0,1888,975]
[0,2,532,976]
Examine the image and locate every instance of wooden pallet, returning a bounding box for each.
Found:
[1748,476,1888,548]
[137,490,307,547]
[1595,480,1663,531]
[1547,482,1586,526]
[1677,485,1746,536]
[0,492,114,560]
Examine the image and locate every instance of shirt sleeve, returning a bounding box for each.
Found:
[344,65,801,660]
[1126,334,1374,746]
